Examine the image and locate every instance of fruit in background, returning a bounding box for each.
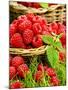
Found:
[9,66,16,80]
[32,3,41,8]
[37,64,44,71]
[50,76,60,86]
[46,68,56,77]
[48,4,57,6]
[11,56,25,69]
[10,81,23,89]
[17,64,29,78]
[9,55,13,66]
[17,2,41,8]
[59,52,65,62]
[34,70,44,81]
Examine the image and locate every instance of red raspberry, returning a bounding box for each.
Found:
[9,66,16,80]
[10,81,23,89]
[37,64,44,71]
[23,29,33,44]
[26,13,35,21]
[32,35,43,48]
[11,20,18,28]
[18,20,32,33]
[9,24,17,38]
[42,30,51,36]
[49,22,58,34]
[32,23,42,35]
[57,23,66,34]
[59,52,65,62]
[12,56,24,69]
[44,65,48,71]
[10,33,26,48]
[50,76,60,86]
[17,2,29,7]
[32,15,47,25]
[33,3,40,8]
[17,64,29,78]
[18,15,27,23]
[46,68,56,77]
[34,71,44,81]
[9,55,13,66]
[60,32,66,47]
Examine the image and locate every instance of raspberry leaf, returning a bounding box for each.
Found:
[55,63,66,85]
[40,3,48,8]
[46,46,59,68]
[53,41,63,51]
[42,35,54,45]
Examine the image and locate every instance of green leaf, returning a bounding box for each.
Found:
[46,46,59,68]
[53,41,63,51]
[55,63,66,85]
[42,35,54,45]
[40,3,48,8]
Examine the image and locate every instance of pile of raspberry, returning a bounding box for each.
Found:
[10,55,60,89]
[10,13,66,49]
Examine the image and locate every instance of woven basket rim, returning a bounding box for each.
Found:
[10,1,65,14]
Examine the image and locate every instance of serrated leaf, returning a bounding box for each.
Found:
[53,41,63,51]
[40,3,48,8]
[46,46,59,68]
[55,63,66,85]
[42,35,54,45]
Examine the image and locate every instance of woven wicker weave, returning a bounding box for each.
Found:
[10,1,66,24]
[9,1,66,56]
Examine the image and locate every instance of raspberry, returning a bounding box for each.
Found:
[33,3,40,8]
[59,52,65,62]
[32,15,47,25]
[23,29,33,44]
[18,20,32,33]
[50,76,60,86]
[17,64,29,78]
[9,24,17,38]
[49,22,58,34]
[11,20,18,28]
[57,23,66,34]
[9,55,13,66]
[32,23,42,35]
[10,81,23,89]
[32,35,43,48]
[42,30,51,36]
[10,33,25,48]
[44,65,48,71]
[51,22,58,31]
[26,13,35,21]
[12,56,24,69]
[37,64,44,71]
[46,68,56,77]
[18,15,27,23]
[9,66,16,80]
[34,71,44,81]
[60,32,66,47]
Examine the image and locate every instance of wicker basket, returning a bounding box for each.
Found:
[9,1,66,56]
